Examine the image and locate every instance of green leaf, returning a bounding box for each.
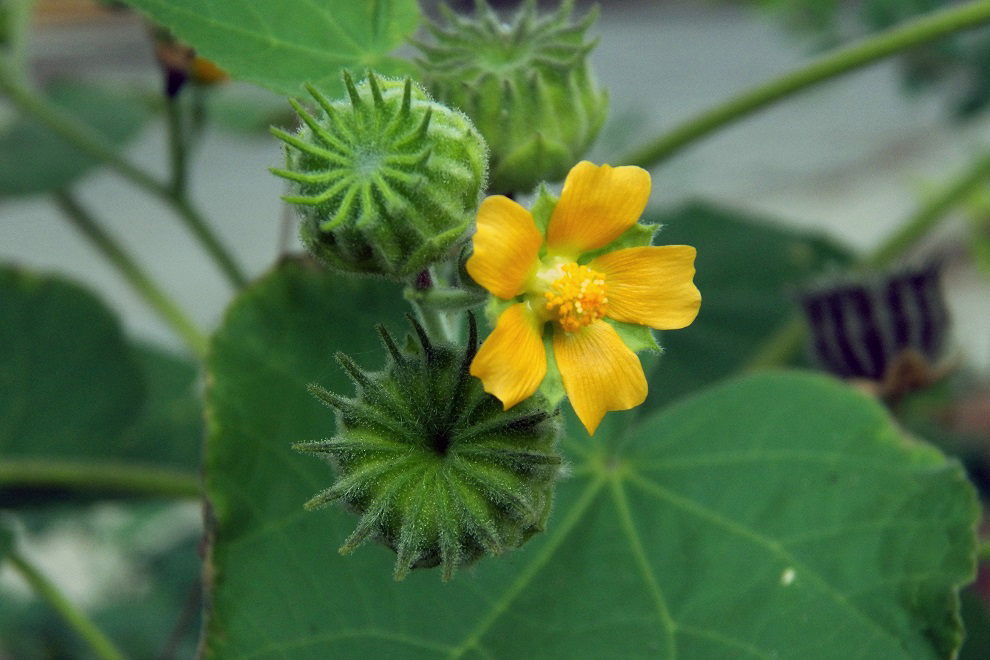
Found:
[0,266,145,459]
[0,518,12,561]
[121,344,204,470]
[641,202,854,412]
[959,584,990,660]
[116,0,420,97]
[203,257,976,657]
[0,266,201,503]
[0,82,150,198]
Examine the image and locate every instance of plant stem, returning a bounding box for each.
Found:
[866,150,990,268]
[745,148,990,371]
[165,95,188,195]
[621,0,990,170]
[0,63,248,289]
[2,0,33,81]
[409,296,455,344]
[405,285,487,312]
[0,61,163,191]
[407,270,457,344]
[171,194,248,288]
[743,316,806,372]
[5,550,126,660]
[0,459,201,499]
[54,191,209,360]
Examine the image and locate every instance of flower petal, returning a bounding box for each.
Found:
[470,303,547,409]
[591,246,701,330]
[553,321,647,435]
[545,161,651,256]
[466,195,543,299]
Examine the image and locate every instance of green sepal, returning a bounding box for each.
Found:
[483,294,515,328]
[606,318,662,354]
[531,183,558,238]
[580,221,659,263]
[493,132,572,197]
[537,330,566,409]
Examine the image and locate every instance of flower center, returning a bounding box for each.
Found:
[544,262,608,333]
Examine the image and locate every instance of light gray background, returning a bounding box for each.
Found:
[2,0,989,369]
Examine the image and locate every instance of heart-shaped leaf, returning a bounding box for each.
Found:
[202,257,977,658]
[116,0,420,97]
[0,267,201,504]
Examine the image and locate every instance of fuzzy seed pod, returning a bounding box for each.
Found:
[295,315,562,581]
[272,72,488,280]
[415,0,608,195]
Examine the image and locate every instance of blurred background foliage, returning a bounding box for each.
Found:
[751,0,990,117]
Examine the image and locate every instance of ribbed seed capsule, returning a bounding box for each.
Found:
[415,0,608,194]
[797,261,952,400]
[272,72,488,279]
[294,315,562,581]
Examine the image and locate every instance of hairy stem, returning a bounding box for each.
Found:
[0,63,248,288]
[621,0,990,169]
[6,550,126,660]
[0,459,201,499]
[54,192,209,360]
[408,270,457,344]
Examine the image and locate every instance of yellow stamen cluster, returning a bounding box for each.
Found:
[545,262,608,333]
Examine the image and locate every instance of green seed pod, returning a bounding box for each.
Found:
[415,0,608,195]
[272,72,488,280]
[295,315,562,581]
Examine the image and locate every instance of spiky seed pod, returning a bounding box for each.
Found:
[272,72,488,280]
[415,0,608,195]
[295,315,562,581]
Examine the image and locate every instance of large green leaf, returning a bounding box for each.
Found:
[0,82,150,198]
[0,266,145,458]
[642,202,854,412]
[0,267,202,503]
[203,257,977,658]
[117,0,420,97]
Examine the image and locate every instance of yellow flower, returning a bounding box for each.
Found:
[467,161,701,435]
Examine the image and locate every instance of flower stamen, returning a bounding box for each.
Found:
[545,262,608,333]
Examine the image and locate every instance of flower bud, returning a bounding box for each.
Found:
[295,315,562,581]
[272,72,488,280]
[415,0,608,195]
